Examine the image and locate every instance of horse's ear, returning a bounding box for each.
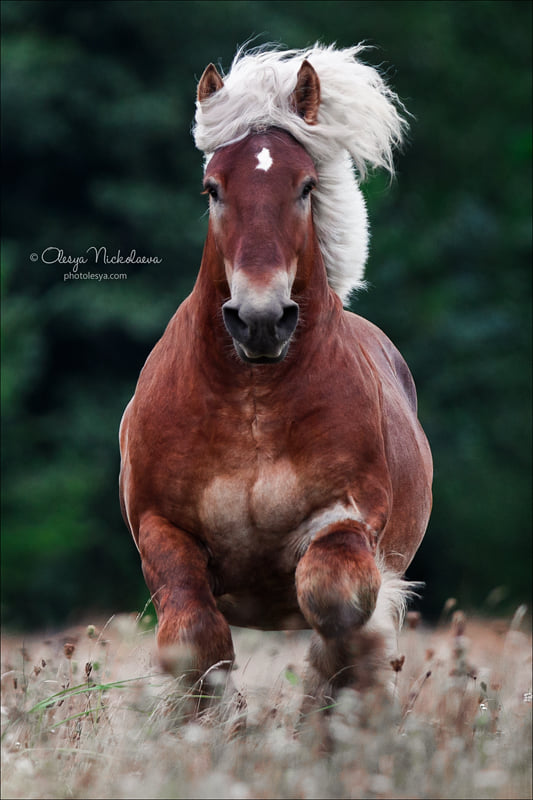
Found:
[197,63,224,103]
[290,60,321,125]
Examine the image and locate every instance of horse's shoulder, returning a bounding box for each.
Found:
[343,311,418,413]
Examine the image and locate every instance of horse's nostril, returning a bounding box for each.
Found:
[222,304,249,341]
[276,303,299,340]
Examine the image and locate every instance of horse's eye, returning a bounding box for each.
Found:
[300,180,316,200]
[203,181,220,202]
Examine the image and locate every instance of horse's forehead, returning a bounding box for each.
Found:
[207,131,315,179]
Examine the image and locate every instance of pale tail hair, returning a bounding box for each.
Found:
[193,43,408,304]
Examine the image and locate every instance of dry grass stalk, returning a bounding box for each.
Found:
[1,609,531,799]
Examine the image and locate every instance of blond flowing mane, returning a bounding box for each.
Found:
[193,44,408,304]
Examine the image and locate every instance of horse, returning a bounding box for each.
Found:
[119,45,433,714]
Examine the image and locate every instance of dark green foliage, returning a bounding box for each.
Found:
[1,0,531,628]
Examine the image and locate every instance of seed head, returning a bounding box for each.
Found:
[63,643,75,660]
[390,655,405,673]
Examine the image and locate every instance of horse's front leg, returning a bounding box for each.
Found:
[295,521,386,713]
[138,513,236,713]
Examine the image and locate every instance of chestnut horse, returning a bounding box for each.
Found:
[119,46,432,710]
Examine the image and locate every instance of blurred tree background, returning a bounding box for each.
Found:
[1,0,531,630]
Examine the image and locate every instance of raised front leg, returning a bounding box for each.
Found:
[295,522,386,712]
[138,513,235,695]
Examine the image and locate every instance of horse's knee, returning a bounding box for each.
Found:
[295,529,381,638]
[157,601,235,676]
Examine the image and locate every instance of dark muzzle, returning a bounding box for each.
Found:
[222,300,299,364]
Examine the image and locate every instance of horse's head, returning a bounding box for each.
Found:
[198,62,321,364]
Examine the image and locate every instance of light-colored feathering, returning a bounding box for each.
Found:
[367,554,423,655]
[193,44,408,303]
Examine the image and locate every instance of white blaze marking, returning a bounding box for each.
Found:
[256,147,273,171]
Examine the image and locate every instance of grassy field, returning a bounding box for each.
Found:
[1,605,531,800]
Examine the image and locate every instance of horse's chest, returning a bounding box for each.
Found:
[199,459,308,549]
